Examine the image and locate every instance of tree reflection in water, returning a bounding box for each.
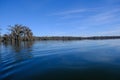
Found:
[2,41,34,62]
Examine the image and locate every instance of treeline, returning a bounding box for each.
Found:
[34,36,82,40]
[34,36,120,40]
[0,24,34,42]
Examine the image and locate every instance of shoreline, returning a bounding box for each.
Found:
[1,36,120,42]
[34,36,120,40]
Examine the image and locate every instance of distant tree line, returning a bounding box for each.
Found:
[34,36,120,40]
[0,24,34,42]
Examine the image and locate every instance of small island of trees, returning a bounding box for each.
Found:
[0,24,34,43]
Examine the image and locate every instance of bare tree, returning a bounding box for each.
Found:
[23,27,34,41]
[8,24,34,41]
[9,24,23,41]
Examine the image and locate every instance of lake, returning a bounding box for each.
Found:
[0,40,120,80]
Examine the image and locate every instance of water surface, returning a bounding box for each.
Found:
[0,40,120,80]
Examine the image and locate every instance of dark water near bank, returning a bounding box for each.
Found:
[1,40,120,80]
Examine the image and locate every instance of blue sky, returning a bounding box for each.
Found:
[0,0,120,36]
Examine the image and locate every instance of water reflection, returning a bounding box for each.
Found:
[1,41,34,63]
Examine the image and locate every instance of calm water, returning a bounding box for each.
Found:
[0,40,120,80]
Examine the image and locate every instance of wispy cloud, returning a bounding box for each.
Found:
[49,7,120,36]
[97,29,120,36]
[57,8,120,28]
[78,8,120,28]
[60,15,83,19]
[51,9,86,15]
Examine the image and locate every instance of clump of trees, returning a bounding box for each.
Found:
[2,24,34,42]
